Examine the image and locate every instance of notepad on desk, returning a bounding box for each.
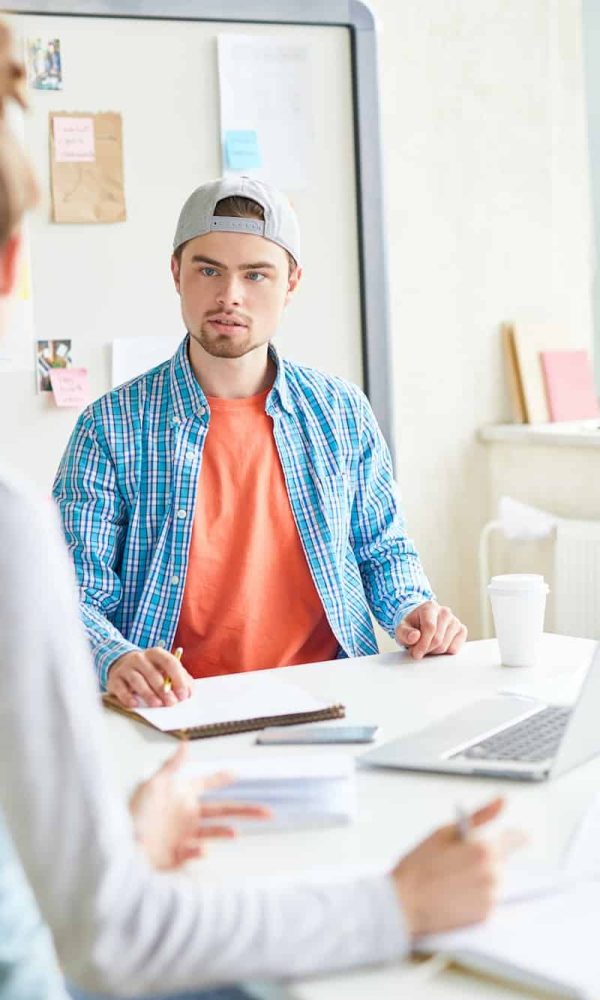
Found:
[183,754,356,832]
[103,671,345,739]
[418,882,600,998]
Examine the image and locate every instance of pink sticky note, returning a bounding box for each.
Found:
[49,368,90,408]
[53,117,95,163]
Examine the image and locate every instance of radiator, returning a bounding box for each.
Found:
[554,518,600,639]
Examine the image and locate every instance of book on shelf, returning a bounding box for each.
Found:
[503,322,579,424]
[540,348,599,421]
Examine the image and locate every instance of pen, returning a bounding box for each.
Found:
[163,647,183,694]
[455,803,471,841]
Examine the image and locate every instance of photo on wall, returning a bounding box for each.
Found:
[27,37,62,90]
[35,338,72,392]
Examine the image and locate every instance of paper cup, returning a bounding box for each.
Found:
[487,574,549,668]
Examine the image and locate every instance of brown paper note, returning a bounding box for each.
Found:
[49,111,126,224]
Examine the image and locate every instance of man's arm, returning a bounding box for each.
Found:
[350,393,467,657]
[349,391,434,634]
[53,409,194,703]
[52,408,138,687]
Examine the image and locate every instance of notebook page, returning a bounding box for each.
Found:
[182,754,354,783]
[132,672,331,732]
[419,884,600,996]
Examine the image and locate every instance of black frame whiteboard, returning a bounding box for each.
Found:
[7,0,395,455]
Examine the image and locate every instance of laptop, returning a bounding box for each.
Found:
[361,643,600,781]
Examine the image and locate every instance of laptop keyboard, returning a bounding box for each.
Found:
[457,705,572,763]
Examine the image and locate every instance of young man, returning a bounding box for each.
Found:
[54,176,467,709]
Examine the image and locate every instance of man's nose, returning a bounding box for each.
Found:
[216,275,243,307]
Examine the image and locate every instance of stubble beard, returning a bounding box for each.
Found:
[190,324,256,360]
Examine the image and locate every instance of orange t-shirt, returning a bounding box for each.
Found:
[173,390,339,678]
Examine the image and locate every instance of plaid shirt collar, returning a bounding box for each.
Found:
[168,336,293,425]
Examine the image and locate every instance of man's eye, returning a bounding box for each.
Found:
[247,272,266,282]
[200,267,218,277]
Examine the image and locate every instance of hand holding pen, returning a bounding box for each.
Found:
[106,645,194,710]
[392,797,526,936]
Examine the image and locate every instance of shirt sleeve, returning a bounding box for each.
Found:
[350,392,434,634]
[52,408,139,687]
[0,480,409,997]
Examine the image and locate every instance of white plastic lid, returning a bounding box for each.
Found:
[488,573,549,593]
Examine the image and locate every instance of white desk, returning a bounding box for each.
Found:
[102,634,598,999]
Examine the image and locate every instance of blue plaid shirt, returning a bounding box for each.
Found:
[53,339,433,689]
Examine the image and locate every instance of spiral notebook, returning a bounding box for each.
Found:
[103,671,345,740]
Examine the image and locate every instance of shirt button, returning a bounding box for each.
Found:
[177,508,187,519]
[171,575,180,586]
[185,450,196,462]
[198,405,206,416]
[172,417,180,425]
[156,640,166,649]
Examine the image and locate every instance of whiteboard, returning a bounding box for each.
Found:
[2,1,393,491]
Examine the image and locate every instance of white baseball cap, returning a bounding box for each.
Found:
[173,176,300,265]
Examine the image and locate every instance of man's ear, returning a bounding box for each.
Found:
[285,265,302,306]
[170,253,181,294]
[0,231,22,297]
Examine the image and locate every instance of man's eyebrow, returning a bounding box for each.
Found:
[190,255,225,267]
[189,254,276,271]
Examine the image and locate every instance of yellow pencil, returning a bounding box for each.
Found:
[163,647,183,693]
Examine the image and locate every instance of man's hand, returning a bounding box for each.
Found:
[392,797,522,936]
[395,600,467,659]
[107,647,194,708]
[129,744,270,870]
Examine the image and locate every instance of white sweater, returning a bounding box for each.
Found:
[0,472,407,996]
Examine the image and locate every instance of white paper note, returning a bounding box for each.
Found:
[133,672,331,732]
[111,336,182,388]
[183,753,356,833]
[217,34,312,191]
[419,883,600,997]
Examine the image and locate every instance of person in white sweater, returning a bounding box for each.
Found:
[0,20,514,1000]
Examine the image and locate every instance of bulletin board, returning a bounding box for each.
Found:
[2,1,394,490]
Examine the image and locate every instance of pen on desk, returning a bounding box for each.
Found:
[455,803,471,841]
[163,646,183,694]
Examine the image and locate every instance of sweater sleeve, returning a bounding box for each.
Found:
[0,478,408,997]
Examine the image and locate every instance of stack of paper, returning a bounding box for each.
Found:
[183,755,356,833]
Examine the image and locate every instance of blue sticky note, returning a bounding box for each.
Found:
[224,129,262,170]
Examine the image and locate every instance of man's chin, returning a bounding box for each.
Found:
[193,332,255,359]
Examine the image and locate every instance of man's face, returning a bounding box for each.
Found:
[171,230,301,360]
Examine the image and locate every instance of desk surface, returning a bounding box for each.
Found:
[102,634,598,1000]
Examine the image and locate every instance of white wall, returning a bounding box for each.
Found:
[368,0,593,636]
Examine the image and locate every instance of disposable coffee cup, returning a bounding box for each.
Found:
[487,574,549,668]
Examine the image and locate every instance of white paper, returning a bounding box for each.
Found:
[184,754,354,784]
[111,336,182,388]
[132,672,332,733]
[217,34,312,191]
[183,753,356,833]
[419,884,600,997]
